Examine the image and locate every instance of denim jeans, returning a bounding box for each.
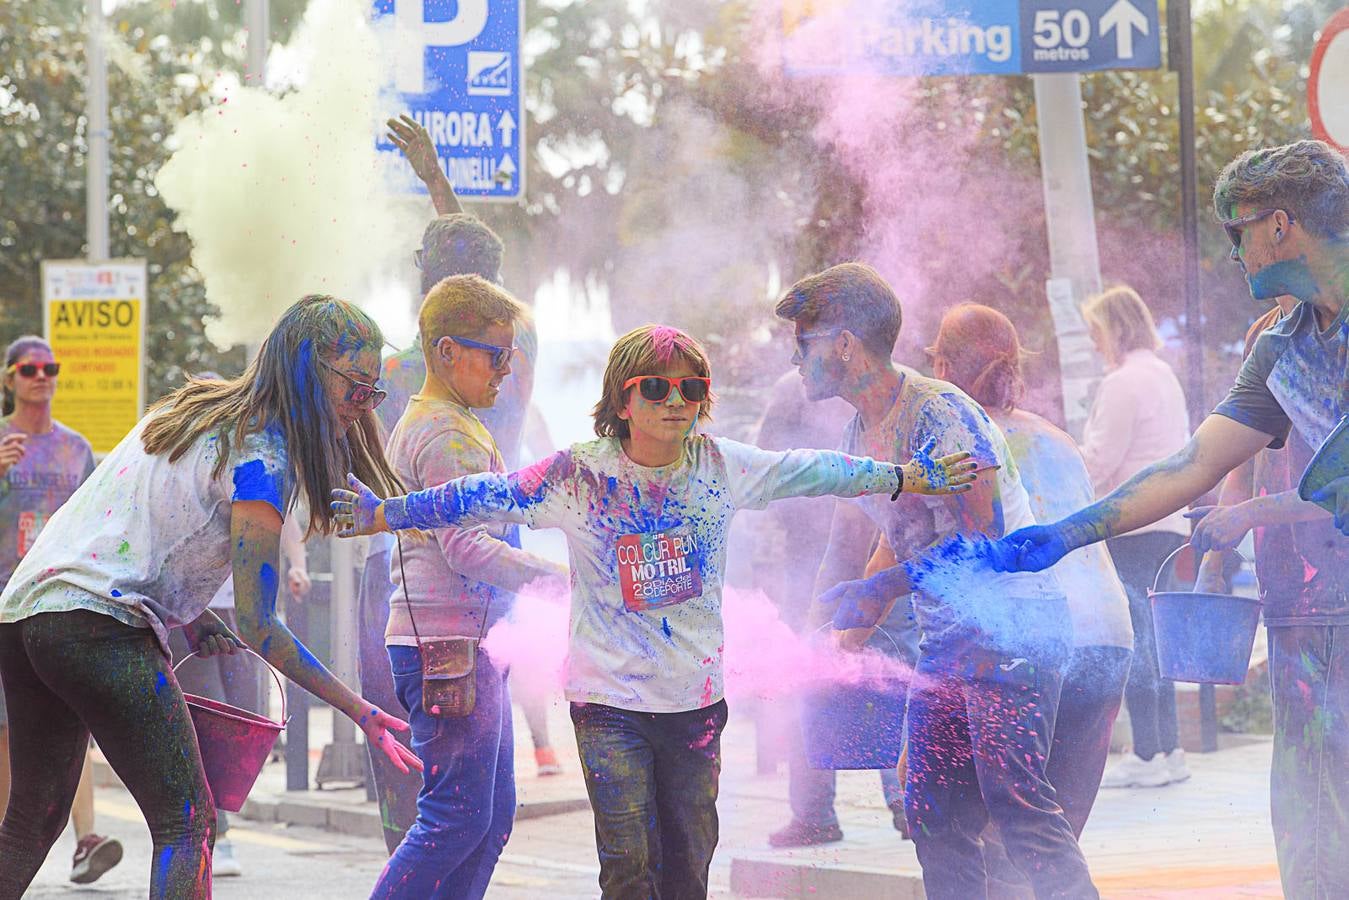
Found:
[370,644,515,900]
[982,644,1131,899]
[1268,624,1349,899]
[571,699,728,900]
[1107,532,1185,761]
[905,639,1097,900]
[0,610,214,899]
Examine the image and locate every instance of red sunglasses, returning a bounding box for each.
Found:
[623,375,711,403]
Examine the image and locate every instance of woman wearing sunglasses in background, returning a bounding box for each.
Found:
[0,336,127,887]
[333,323,980,899]
[0,297,420,900]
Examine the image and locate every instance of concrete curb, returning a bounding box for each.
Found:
[730,855,926,900]
[92,757,591,839]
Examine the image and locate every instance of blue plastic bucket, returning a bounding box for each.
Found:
[801,676,907,769]
[1149,546,1261,685]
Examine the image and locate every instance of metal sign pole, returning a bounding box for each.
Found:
[85,0,109,262]
[1168,0,1218,754]
[1033,72,1105,439]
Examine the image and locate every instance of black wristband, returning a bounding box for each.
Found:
[891,464,904,501]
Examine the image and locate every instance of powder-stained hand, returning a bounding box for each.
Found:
[1311,475,1349,536]
[330,473,387,537]
[985,524,1070,573]
[898,437,979,496]
[817,578,889,630]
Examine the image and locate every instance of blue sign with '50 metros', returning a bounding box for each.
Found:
[373,0,524,201]
[780,0,1159,78]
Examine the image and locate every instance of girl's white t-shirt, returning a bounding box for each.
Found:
[394,434,900,713]
[0,416,289,654]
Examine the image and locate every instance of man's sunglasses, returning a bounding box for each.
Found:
[10,362,60,378]
[622,375,712,404]
[319,361,387,410]
[1221,208,1287,258]
[449,335,516,370]
[795,328,841,356]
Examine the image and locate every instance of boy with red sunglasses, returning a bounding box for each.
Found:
[333,323,978,899]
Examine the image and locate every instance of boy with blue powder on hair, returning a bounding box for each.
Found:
[333,322,978,899]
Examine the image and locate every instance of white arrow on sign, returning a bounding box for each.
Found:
[1100,0,1149,60]
[497,111,517,148]
[495,154,517,186]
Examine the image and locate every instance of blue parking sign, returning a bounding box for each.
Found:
[373,0,524,201]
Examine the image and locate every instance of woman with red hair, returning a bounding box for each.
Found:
[927,303,1132,851]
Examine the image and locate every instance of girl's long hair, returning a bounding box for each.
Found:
[141,295,402,535]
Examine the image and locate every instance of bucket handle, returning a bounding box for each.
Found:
[1149,541,1251,597]
[173,643,289,726]
[814,620,904,657]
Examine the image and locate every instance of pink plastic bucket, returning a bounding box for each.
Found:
[174,647,287,812]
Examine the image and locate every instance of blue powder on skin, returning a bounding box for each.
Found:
[1248,256,1322,303]
[662,617,673,639]
[111,589,122,598]
[156,672,167,694]
[233,460,282,510]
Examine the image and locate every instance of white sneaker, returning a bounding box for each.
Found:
[1100,752,1172,788]
[213,839,243,878]
[1165,748,1191,783]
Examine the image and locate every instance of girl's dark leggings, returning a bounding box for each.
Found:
[0,609,214,899]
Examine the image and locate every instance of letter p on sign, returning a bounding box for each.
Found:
[395,0,489,94]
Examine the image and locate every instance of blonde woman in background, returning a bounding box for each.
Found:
[1079,286,1192,790]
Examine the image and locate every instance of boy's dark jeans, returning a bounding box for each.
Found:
[570,699,728,900]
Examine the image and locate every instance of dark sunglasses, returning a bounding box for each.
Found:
[795,328,841,356]
[449,335,516,370]
[11,362,60,378]
[319,361,387,410]
[622,375,711,404]
[1221,208,1287,258]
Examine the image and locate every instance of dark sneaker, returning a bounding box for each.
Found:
[768,820,843,848]
[71,833,123,884]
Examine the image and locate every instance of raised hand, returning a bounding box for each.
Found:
[357,705,423,774]
[387,114,440,187]
[898,437,980,496]
[386,113,461,215]
[330,473,387,537]
[0,432,26,477]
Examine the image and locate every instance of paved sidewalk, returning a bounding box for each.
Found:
[94,698,1282,898]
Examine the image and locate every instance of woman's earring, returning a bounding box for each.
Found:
[842,353,851,362]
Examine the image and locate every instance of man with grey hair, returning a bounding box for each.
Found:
[990,139,1349,898]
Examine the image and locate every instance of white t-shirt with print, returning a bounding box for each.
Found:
[0,416,290,654]
[388,434,901,713]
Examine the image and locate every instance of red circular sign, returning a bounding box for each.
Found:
[1309,8,1349,154]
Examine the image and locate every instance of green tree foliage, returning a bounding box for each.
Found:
[0,0,304,400]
